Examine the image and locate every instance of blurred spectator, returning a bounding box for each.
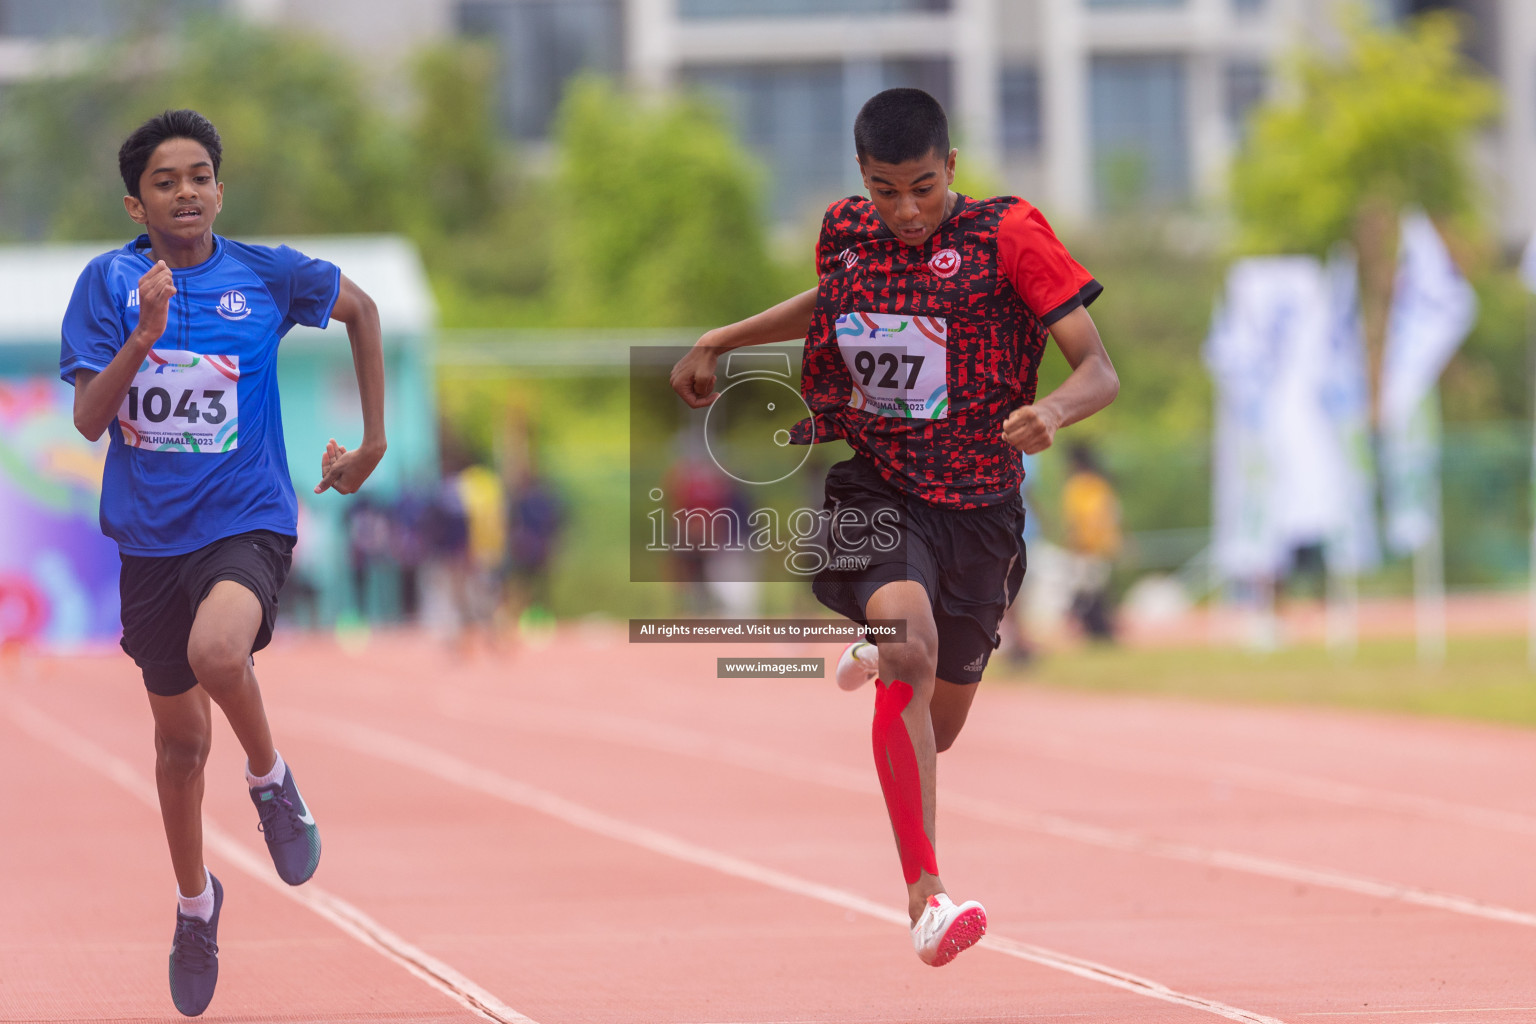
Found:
[998,451,1040,664]
[390,487,431,620]
[503,453,565,626]
[663,443,754,615]
[1062,443,1122,641]
[417,464,472,645]
[452,462,506,648]
[280,502,326,629]
[1283,541,1328,602]
[344,496,395,620]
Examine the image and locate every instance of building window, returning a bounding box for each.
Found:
[1089,54,1188,210]
[1225,59,1267,138]
[679,0,950,17]
[1000,65,1041,155]
[688,58,951,219]
[459,0,622,141]
[0,0,224,37]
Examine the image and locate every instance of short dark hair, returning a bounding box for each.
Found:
[853,88,949,165]
[118,109,222,198]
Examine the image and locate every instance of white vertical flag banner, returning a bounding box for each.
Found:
[1320,247,1380,653]
[1267,262,1342,557]
[1206,257,1343,588]
[1321,247,1380,575]
[1379,211,1476,554]
[1380,211,1475,666]
[1206,265,1282,585]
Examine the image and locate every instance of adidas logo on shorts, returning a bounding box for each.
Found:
[962,654,986,673]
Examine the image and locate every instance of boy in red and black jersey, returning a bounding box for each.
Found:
[670,88,1118,967]
[792,191,1102,507]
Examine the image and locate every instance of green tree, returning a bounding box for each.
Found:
[1229,8,1498,402]
[405,42,500,237]
[161,20,407,237]
[0,17,408,242]
[404,41,557,325]
[549,76,781,328]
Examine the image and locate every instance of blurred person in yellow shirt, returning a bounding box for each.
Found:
[1062,443,1120,640]
[454,463,506,647]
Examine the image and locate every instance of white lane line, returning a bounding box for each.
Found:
[370,663,1536,841]
[1015,735,1536,840]
[291,710,1288,1024]
[6,698,536,1024]
[417,695,1536,931]
[677,1017,1099,1024]
[1294,1009,1536,1018]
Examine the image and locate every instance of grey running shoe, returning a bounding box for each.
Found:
[168,873,222,1016]
[250,765,322,885]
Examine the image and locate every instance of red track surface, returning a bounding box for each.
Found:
[6,629,1536,1023]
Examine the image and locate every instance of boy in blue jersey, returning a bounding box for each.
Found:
[60,109,386,1016]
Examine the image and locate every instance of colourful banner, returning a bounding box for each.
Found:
[0,377,120,649]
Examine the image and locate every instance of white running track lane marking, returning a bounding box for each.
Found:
[361,663,1536,841]
[411,695,1536,931]
[6,699,537,1024]
[288,710,1287,1024]
[1014,734,1536,840]
[1293,1009,1536,1018]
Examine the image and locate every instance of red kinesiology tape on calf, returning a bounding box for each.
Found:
[871,678,938,885]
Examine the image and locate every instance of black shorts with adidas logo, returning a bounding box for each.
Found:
[812,456,1027,685]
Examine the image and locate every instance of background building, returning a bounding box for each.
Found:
[1,0,1531,234]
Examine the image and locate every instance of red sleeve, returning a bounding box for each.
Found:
[997,200,1102,326]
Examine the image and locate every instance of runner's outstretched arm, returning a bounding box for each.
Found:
[314,274,387,494]
[1002,306,1118,455]
[71,261,175,440]
[670,286,818,409]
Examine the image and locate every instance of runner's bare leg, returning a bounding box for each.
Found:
[187,580,276,776]
[931,678,980,753]
[864,580,946,923]
[146,688,214,896]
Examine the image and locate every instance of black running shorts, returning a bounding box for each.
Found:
[812,457,1026,685]
[119,530,295,697]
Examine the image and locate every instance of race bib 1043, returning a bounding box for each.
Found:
[116,350,239,453]
[834,312,949,419]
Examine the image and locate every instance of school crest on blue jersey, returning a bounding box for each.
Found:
[216,289,251,321]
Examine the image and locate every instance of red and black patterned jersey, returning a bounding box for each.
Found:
[788,194,1101,508]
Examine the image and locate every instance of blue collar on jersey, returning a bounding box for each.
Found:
[128,233,228,278]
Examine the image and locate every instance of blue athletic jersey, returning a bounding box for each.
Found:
[59,235,341,556]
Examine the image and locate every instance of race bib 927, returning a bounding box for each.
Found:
[834,312,949,419]
[116,350,239,453]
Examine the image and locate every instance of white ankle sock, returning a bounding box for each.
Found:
[246,750,287,789]
[177,869,214,921]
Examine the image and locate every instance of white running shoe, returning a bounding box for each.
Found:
[835,640,879,691]
[910,893,987,967]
